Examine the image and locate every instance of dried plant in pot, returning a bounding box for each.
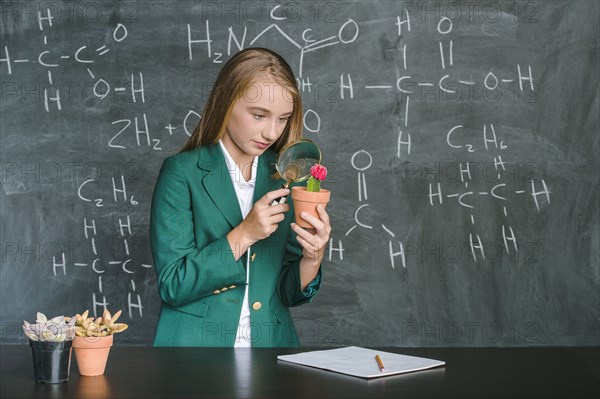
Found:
[71,309,128,376]
[23,312,76,383]
[291,164,330,228]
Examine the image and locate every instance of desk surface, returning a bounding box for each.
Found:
[1,345,598,399]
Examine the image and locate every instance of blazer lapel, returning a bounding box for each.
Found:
[253,149,282,203]
[198,144,243,228]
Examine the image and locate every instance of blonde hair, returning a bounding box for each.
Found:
[181,48,303,153]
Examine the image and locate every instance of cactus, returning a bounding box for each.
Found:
[23,312,76,342]
[70,309,129,337]
[306,164,328,192]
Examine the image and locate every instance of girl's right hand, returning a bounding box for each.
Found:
[241,188,290,242]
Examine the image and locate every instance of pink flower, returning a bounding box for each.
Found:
[310,164,327,181]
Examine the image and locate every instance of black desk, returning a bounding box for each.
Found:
[1,345,598,398]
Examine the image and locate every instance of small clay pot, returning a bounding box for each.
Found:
[73,335,113,376]
[291,186,331,228]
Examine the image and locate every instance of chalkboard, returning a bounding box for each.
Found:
[1,1,598,347]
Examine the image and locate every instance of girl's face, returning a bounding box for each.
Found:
[222,76,294,165]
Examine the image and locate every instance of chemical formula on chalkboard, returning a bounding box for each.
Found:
[2,1,595,348]
[4,3,550,309]
[332,10,547,268]
[0,7,152,321]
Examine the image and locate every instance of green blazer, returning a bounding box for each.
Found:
[150,144,320,347]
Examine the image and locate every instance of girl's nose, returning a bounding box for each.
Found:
[263,120,280,140]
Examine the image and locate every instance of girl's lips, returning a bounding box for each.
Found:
[254,141,269,149]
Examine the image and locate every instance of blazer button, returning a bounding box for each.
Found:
[251,252,257,262]
[213,289,221,295]
[221,287,229,291]
[229,285,236,289]
[252,301,262,311]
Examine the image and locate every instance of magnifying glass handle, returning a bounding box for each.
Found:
[270,183,290,206]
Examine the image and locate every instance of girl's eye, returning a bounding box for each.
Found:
[253,114,265,120]
[278,117,289,123]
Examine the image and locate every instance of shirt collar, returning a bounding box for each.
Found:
[218,140,258,187]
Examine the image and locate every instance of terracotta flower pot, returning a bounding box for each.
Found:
[73,335,113,376]
[291,186,331,228]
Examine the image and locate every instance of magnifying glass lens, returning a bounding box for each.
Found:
[283,164,300,181]
[270,140,322,206]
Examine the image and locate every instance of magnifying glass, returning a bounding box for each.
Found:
[270,139,322,206]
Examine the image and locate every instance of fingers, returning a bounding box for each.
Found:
[292,221,325,245]
[242,189,291,242]
[262,188,290,205]
[254,202,289,230]
[267,201,290,226]
[292,220,328,265]
[291,206,331,254]
[298,212,325,230]
[295,233,320,253]
[255,190,290,216]
[296,206,330,233]
[267,209,287,224]
[316,206,331,232]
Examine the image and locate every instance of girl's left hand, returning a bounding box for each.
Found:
[291,205,331,265]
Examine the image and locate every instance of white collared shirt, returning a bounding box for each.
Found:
[218,140,257,347]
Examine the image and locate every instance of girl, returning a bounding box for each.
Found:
[150,48,331,347]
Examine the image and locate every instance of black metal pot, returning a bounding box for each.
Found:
[29,339,72,383]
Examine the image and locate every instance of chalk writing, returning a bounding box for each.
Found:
[0,3,559,324]
[337,8,546,267]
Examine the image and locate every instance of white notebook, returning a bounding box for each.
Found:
[277,346,445,379]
